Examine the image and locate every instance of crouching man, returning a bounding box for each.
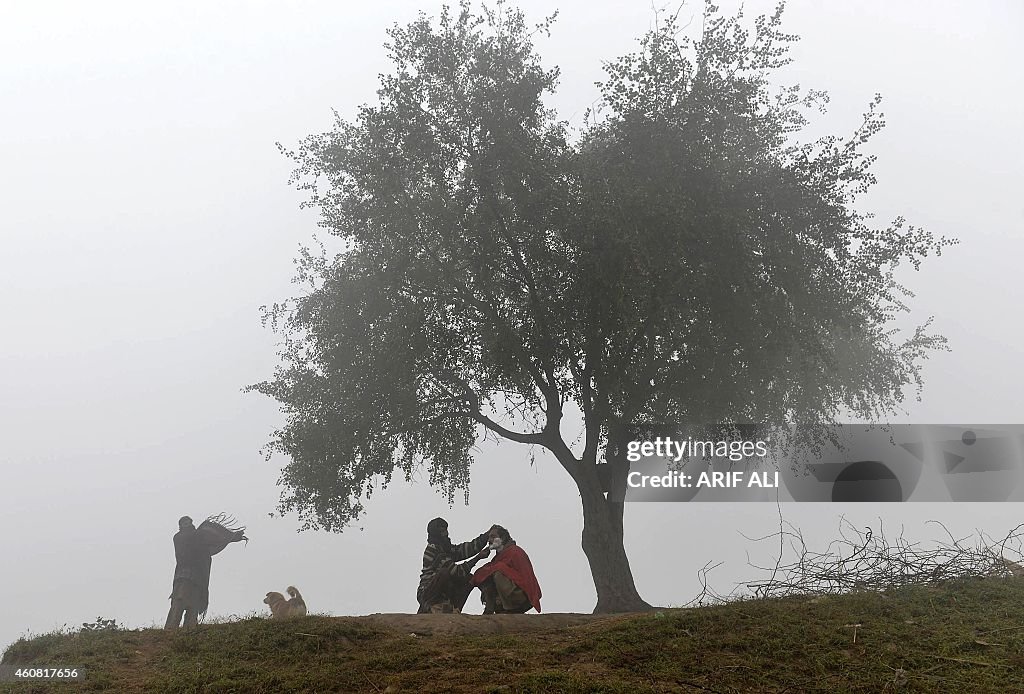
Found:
[416,517,491,614]
[472,525,542,614]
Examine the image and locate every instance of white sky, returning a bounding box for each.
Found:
[1,0,1022,651]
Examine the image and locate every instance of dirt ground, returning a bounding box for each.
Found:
[357,612,635,636]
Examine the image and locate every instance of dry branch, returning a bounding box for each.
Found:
[689,517,1024,606]
[743,519,1024,600]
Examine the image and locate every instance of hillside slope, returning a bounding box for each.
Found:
[5,578,1024,692]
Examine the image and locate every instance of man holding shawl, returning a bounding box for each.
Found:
[472,525,542,614]
[165,513,247,629]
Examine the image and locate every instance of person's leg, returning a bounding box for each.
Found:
[178,582,202,627]
[422,564,473,613]
[165,581,191,629]
[447,565,473,613]
[493,571,532,613]
[164,600,185,630]
[478,576,499,615]
[418,566,453,613]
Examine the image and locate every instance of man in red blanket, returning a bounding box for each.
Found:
[471,525,542,614]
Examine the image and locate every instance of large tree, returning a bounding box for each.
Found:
[250,1,954,612]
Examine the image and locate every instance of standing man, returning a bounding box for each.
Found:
[472,525,542,614]
[165,516,203,629]
[416,517,490,614]
[165,514,246,629]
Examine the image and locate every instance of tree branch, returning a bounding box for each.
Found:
[431,368,546,446]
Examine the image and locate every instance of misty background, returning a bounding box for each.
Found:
[2,0,1021,652]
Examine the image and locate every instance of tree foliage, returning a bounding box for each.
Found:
[249,0,955,539]
[567,3,955,456]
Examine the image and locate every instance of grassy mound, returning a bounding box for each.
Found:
[5,578,1024,692]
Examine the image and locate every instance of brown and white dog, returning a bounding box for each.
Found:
[264,586,307,618]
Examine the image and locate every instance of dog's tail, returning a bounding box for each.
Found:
[287,586,303,600]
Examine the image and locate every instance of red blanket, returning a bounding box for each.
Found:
[471,544,542,612]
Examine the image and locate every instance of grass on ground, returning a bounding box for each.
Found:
[5,577,1024,692]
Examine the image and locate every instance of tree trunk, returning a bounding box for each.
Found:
[575,463,653,613]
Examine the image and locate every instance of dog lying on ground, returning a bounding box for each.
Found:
[264,586,307,618]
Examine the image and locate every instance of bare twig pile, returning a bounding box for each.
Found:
[743,518,1024,600]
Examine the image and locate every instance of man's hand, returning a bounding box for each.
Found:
[475,547,491,560]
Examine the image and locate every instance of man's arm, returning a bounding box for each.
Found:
[422,543,442,571]
[450,532,489,561]
[459,546,491,571]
